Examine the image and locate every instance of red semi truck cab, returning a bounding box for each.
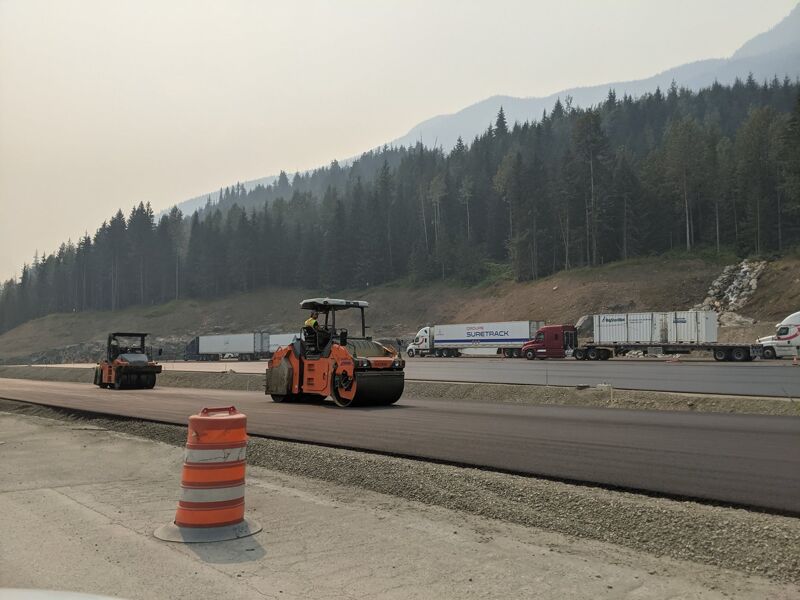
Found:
[521,325,578,360]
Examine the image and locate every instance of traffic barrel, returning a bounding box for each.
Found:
[154,406,261,542]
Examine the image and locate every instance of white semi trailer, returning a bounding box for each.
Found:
[184,332,300,361]
[758,311,800,359]
[405,320,545,358]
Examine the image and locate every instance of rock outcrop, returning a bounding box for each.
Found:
[694,259,767,326]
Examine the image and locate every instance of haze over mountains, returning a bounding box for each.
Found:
[392,3,800,151]
[171,4,800,217]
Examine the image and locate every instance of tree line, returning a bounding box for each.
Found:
[1,76,800,334]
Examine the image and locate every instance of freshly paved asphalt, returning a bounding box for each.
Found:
[2,377,798,513]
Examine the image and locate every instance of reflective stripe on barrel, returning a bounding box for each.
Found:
[173,406,249,529]
[184,444,247,464]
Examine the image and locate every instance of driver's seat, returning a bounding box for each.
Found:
[302,326,319,354]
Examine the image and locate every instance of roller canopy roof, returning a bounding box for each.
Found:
[300,298,369,310]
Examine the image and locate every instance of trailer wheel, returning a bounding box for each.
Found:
[762,347,776,360]
[406,348,415,358]
[601,349,611,360]
[442,348,451,358]
[731,347,749,362]
[587,348,600,361]
[525,349,535,360]
[713,348,729,362]
[434,349,443,358]
[502,348,513,358]
[573,348,585,360]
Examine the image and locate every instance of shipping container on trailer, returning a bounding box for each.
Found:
[590,311,718,345]
[523,310,763,362]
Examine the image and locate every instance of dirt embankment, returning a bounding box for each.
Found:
[1,365,797,416]
[1,255,797,365]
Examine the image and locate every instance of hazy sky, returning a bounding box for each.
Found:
[0,0,796,281]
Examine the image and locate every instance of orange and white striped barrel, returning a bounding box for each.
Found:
[155,406,261,543]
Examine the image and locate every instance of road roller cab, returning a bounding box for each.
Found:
[95,332,163,389]
[265,298,405,407]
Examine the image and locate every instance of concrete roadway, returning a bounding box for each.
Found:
[118,356,800,397]
[404,357,800,398]
[1,377,798,513]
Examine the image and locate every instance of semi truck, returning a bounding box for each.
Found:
[758,311,800,359]
[405,320,545,358]
[184,332,299,361]
[521,310,767,362]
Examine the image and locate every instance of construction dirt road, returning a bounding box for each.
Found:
[1,377,798,513]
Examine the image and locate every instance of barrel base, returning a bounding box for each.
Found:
[154,517,262,543]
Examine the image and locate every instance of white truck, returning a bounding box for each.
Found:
[406,320,545,358]
[758,311,800,359]
[184,332,299,361]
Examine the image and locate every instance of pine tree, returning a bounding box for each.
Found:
[495,106,508,136]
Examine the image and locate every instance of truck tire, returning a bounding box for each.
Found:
[762,347,776,360]
[601,349,611,360]
[441,348,451,358]
[731,347,749,362]
[512,349,522,358]
[502,348,513,358]
[587,348,600,361]
[525,349,535,360]
[573,348,585,360]
[713,348,729,362]
[406,348,415,358]
[434,349,443,358]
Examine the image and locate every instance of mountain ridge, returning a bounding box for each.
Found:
[168,3,800,216]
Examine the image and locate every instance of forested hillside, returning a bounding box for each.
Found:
[1,77,800,335]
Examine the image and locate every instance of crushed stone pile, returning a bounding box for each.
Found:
[694,259,766,326]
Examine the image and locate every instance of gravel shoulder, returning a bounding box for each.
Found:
[2,364,797,416]
[2,397,798,587]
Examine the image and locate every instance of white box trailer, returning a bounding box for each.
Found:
[185,332,302,360]
[266,332,300,353]
[590,311,718,345]
[406,320,544,358]
[198,333,262,356]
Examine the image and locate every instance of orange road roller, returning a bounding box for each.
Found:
[265,298,405,407]
[94,332,163,390]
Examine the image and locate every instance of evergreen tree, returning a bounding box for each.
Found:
[2,81,800,335]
